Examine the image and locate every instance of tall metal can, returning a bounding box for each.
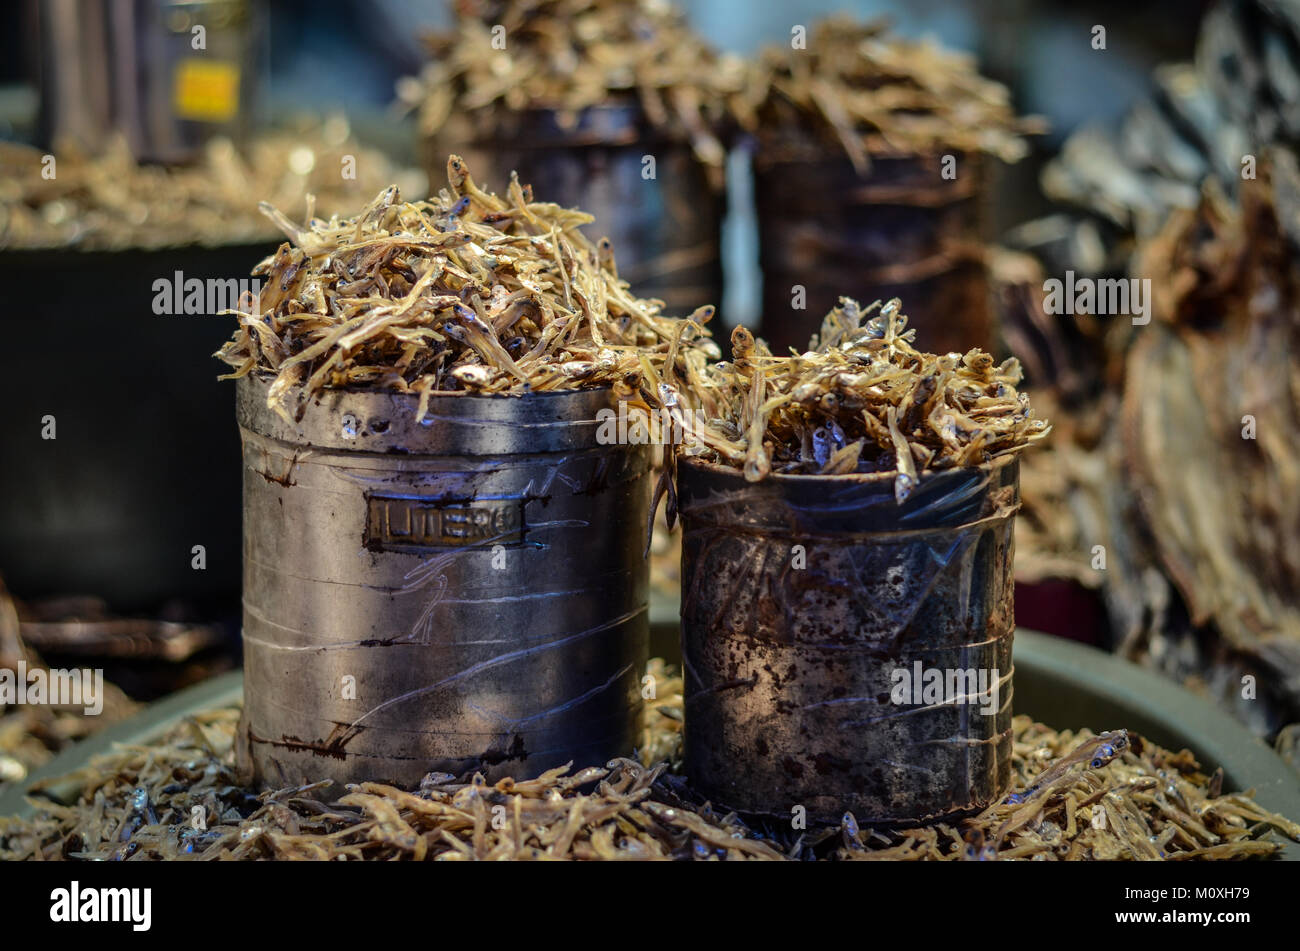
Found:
[235,375,650,790]
[677,454,1018,824]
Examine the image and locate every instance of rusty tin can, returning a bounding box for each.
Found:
[235,375,650,790]
[754,150,990,357]
[677,454,1018,824]
[424,103,724,319]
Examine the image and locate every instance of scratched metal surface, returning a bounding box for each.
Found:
[235,375,651,790]
[677,454,1020,825]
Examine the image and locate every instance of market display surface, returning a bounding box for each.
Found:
[3,662,1297,861]
[3,0,1299,874]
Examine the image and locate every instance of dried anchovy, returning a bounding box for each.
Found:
[671,297,1049,500]
[0,117,426,251]
[398,0,744,175]
[739,16,1045,172]
[215,154,717,423]
[4,694,1295,861]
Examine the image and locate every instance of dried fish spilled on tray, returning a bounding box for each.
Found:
[398,0,745,181]
[4,678,1296,861]
[0,116,426,251]
[669,297,1049,501]
[738,15,1045,171]
[215,154,718,424]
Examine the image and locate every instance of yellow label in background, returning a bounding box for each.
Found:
[172,59,240,122]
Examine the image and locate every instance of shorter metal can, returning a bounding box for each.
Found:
[677,454,1019,824]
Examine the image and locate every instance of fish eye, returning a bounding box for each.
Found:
[1090,757,1103,768]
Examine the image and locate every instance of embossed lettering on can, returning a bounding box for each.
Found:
[364,492,525,552]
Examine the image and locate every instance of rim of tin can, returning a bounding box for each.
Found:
[676,452,1019,532]
[440,100,655,149]
[236,372,624,455]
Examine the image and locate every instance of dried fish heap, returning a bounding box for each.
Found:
[216,154,717,422]
[740,16,1043,357]
[5,686,1296,860]
[0,117,426,251]
[400,0,744,177]
[218,157,716,790]
[672,298,1048,823]
[739,16,1039,171]
[674,297,1049,498]
[398,0,742,318]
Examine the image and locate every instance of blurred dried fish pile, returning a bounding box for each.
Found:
[672,298,1049,500]
[0,580,138,789]
[1003,0,1300,762]
[398,0,745,176]
[0,117,426,251]
[216,155,716,422]
[739,15,1044,171]
[3,677,1295,860]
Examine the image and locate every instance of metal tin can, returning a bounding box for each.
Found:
[235,375,650,790]
[753,151,990,357]
[424,103,724,319]
[677,454,1019,824]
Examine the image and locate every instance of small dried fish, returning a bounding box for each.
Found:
[399,0,745,180]
[676,297,1050,489]
[743,16,1045,169]
[4,678,1295,862]
[215,155,716,423]
[0,117,427,251]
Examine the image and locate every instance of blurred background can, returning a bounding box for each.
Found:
[754,149,991,357]
[424,102,724,320]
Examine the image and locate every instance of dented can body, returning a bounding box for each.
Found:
[677,455,1018,824]
[754,150,990,357]
[236,375,650,790]
[425,104,724,319]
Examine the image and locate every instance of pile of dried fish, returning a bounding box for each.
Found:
[739,16,1043,172]
[3,682,1295,861]
[215,155,716,423]
[0,117,426,251]
[398,0,744,175]
[0,577,138,789]
[672,298,1049,500]
[829,719,1300,861]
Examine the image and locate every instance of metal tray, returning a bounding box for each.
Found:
[3,629,1297,859]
